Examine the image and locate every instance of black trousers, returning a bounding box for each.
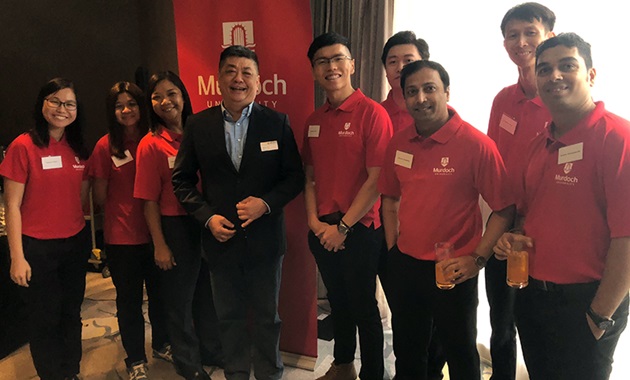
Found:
[484,255,516,380]
[515,278,629,380]
[107,243,168,367]
[388,246,480,380]
[310,223,384,380]
[21,226,90,380]
[161,216,222,378]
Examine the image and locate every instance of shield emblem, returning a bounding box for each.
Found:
[441,157,449,167]
[563,162,573,174]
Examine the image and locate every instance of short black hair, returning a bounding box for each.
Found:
[536,32,593,70]
[500,2,556,37]
[381,31,430,65]
[219,45,259,72]
[400,60,450,93]
[307,32,351,65]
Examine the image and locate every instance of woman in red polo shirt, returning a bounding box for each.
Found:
[0,78,90,380]
[89,81,170,379]
[134,71,221,380]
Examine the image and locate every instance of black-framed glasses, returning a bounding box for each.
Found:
[45,97,77,111]
[313,55,352,67]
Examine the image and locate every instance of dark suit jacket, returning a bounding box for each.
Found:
[172,103,304,266]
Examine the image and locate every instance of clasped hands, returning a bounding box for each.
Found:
[209,196,267,242]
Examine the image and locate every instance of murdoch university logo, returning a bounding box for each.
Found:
[563,162,573,174]
[338,122,354,137]
[441,157,449,167]
[434,157,454,175]
[222,21,256,50]
[344,122,351,130]
[72,156,85,170]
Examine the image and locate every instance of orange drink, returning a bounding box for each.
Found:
[507,241,529,288]
[435,242,455,290]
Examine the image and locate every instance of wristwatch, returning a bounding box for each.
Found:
[471,253,487,270]
[337,219,352,236]
[587,307,615,330]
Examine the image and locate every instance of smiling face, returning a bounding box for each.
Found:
[503,19,553,69]
[385,43,423,89]
[404,67,450,130]
[218,56,260,113]
[536,45,595,113]
[311,43,355,95]
[150,79,184,126]
[114,92,140,129]
[42,87,77,132]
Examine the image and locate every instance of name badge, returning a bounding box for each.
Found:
[111,150,134,167]
[260,140,279,152]
[168,156,176,169]
[308,125,320,138]
[42,155,63,170]
[558,142,583,164]
[499,113,517,135]
[394,150,413,169]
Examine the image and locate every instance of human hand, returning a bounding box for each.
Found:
[493,233,533,260]
[154,244,176,270]
[10,256,31,287]
[442,256,479,285]
[318,224,347,252]
[208,215,236,242]
[236,196,267,228]
[586,314,605,340]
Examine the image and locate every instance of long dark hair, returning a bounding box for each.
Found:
[106,81,149,159]
[31,78,88,159]
[146,71,193,133]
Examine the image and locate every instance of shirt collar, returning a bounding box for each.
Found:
[221,102,254,122]
[323,88,364,113]
[544,101,605,145]
[407,108,462,144]
[157,125,182,143]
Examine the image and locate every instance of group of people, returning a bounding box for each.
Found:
[2,2,629,380]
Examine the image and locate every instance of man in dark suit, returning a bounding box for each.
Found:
[172,45,304,380]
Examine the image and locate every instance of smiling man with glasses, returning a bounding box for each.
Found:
[303,32,393,380]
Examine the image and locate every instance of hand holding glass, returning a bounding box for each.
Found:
[435,242,455,290]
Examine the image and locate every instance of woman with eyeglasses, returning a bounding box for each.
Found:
[0,78,90,380]
[88,81,170,380]
[134,71,221,380]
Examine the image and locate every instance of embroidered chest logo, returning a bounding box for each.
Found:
[434,157,455,175]
[72,156,85,170]
[555,163,578,185]
[338,122,355,137]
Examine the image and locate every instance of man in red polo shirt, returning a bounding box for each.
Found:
[380,60,514,380]
[303,32,392,380]
[495,33,630,380]
[485,4,556,379]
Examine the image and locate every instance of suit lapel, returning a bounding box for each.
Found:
[239,103,264,172]
[207,106,238,174]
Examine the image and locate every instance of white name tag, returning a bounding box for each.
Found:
[499,113,517,135]
[394,150,413,169]
[308,125,320,138]
[168,156,176,169]
[558,142,583,164]
[111,150,133,167]
[260,140,279,152]
[41,155,62,170]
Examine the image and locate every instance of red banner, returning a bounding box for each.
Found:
[172,1,317,360]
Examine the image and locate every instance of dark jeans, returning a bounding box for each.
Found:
[107,243,168,367]
[515,278,629,380]
[388,246,480,380]
[209,239,284,380]
[21,226,90,380]
[484,255,516,380]
[310,223,384,380]
[161,216,222,378]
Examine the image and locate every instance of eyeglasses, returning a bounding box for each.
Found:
[313,55,352,67]
[45,97,77,111]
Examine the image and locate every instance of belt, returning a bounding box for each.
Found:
[318,211,344,225]
[528,277,599,293]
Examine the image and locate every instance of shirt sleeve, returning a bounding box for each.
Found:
[378,137,402,198]
[603,122,630,238]
[88,137,111,180]
[133,136,162,202]
[475,137,514,211]
[365,105,394,168]
[0,135,30,184]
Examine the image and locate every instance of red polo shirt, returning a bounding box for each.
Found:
[0,133,86,239]
[134,127,187,216]
[303,89,393,228]
[381,90,414,134]
[89,134,150,245]
[522,102,630,283]
[488,82,552,199]
[379,109,513,260]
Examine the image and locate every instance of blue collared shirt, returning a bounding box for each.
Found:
[221,102,254,171]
